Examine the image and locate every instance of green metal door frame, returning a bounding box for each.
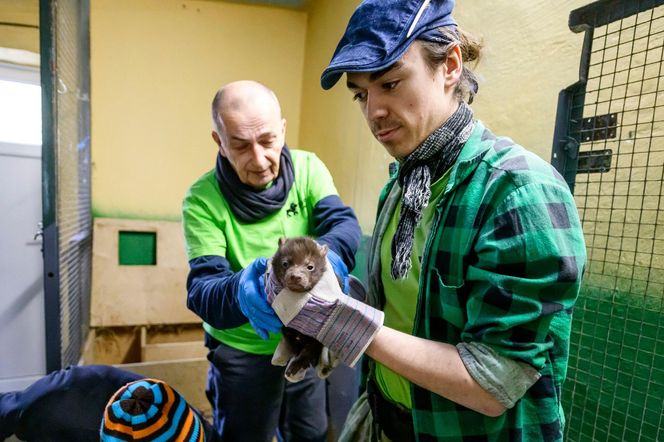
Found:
[39,0,92,373]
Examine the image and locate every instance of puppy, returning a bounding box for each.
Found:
[267,236,339,382]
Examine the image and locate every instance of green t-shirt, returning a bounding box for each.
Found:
[374,170,450,408]
[182,149,338,354]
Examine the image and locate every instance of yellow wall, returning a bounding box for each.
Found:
[5,0,592,228]
[90,0,307,220]
[454,0,590,155]
[0,0,39,62]
[0,0,38,52]
[299,0,590,232]
[298,0,385,233]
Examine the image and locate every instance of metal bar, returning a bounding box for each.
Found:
[569,0,664,32]
[551,29,594,192]
[77,0,93,365]
[39,0,61,373]
[551,89,580,190]
[576,149,613,173]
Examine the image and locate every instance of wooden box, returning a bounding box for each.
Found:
[83,218,209,414]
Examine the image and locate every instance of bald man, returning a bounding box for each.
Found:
[181,81,361,442]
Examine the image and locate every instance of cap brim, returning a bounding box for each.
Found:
[321,70,343,90]
[320,39,415,90]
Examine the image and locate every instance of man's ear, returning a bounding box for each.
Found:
[279,118,287,145]
[211,131,221,147]
[212,131,226,154]
[443,44,463,89]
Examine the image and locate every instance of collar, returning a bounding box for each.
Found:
[441,120,493,197]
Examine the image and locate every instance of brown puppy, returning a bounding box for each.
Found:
[270,237,338,381]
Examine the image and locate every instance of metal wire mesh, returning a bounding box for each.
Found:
[561,4,664,441]
[52,0,92,369]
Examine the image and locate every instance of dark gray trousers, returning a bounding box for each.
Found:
[207,340,327,442]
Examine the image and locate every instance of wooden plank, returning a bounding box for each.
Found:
[81,327,142,365]
[83,326,206,364]
[81,326,210,415]
[90,218,200,326]
[118,358,210,416]
[144,324,203,344]
[142,341,207,362]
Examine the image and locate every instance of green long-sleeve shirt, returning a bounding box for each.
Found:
[366,121,587,441]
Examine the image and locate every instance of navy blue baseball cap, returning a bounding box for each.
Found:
[321,0,458,90]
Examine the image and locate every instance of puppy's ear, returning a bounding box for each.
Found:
[319,243,328,256]
[278,237,286,247]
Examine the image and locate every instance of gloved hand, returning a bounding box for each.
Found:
[237,257,283,339]
[325,247,350,294]
[270,260,384,367]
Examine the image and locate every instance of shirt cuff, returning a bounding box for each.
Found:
[457,341,541,408]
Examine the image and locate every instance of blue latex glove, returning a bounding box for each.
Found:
[326,248,350,294]
[237,257,283,339]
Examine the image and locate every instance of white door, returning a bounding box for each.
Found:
[0,63,45,392]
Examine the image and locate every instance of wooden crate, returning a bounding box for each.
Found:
[84,218,209,414]
[80,324,209,415]
[90,218,199,327]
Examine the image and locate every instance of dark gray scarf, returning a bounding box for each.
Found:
[215,145,295,223]
[391,102,474,279]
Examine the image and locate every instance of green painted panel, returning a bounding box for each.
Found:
[118,231,156,265]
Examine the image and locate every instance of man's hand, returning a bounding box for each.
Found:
[270,261,383,366]
[237,257,283,339]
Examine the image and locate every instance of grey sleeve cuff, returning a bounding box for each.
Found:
[457,341,541,409]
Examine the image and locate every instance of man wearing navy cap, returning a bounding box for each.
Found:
[265,0,587,440]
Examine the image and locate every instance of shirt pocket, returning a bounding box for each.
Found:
[429,267,466,330]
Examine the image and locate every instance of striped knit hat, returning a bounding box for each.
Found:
[100,378,205,442]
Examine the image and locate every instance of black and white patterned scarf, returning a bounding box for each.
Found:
[391,102,474,279]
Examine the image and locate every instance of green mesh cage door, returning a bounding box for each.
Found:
[40,0,92,372]
[551,1,664,440]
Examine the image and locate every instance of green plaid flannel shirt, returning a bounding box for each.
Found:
[366,121,587,441]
